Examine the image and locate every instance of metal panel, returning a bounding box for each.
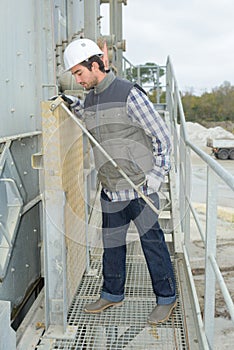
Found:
[9,136,40,202]
[41,101,86,329]
[0,177,23,280]
[0,0,40,137]
[0,135,41,282]
[0,132,42,315]
[0,301,16,350]
[0,203,41,309]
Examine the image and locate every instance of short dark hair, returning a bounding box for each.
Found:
[80,55,105,73]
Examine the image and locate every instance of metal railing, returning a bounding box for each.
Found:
[166,56,234,349]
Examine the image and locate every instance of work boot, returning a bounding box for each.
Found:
[147,301,177,325]
[84,298,123,314]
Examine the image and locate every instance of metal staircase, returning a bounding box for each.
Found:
[14,63,234,350]
[37,165,199,349]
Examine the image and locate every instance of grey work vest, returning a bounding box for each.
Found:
[84,77,154,191]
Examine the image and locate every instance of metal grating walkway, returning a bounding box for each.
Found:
[52,241,189,350]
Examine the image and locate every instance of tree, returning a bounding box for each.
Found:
[125,62,166,103]
[181,81,234,123]
[125,62,165,86]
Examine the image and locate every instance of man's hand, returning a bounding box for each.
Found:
[49,94,80,108]
[146,173,161,192]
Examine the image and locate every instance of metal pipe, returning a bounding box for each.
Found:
[204,166,217,348]
[187,140,234,191]
[209,255,234,322]
[183,245,210,349]
[167,56,234,192]
[0,131,41,144]
[186,195,205,243]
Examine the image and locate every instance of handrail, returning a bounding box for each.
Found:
[0,131,41,144]
[187,140,234,190]
[167,56,234,190]
[166,56,234,349]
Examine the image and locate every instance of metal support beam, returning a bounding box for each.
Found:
[43,189,67,330]
[204,166,217,349]
[0,301,16,350]
[109,0,125,75]
[84,0,101,41]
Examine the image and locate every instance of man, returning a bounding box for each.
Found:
[63,38,176,325]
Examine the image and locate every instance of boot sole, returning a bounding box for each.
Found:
[84,301,123,314]
[147,301,177,325]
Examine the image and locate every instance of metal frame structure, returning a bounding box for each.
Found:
[1,0,126,339]
[166,56,234,349]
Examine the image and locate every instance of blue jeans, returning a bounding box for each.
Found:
[100,190,176,305]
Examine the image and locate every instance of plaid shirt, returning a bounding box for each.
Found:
[73,86,171,202]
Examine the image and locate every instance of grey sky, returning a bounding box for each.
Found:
[101,0,234,95]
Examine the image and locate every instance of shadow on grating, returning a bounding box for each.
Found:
[52,242,188,350]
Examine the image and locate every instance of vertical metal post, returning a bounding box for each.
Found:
[39,0,57,100]
[166,60,171,112]
[156,66,160,104]
[43,190,67,331]
[0,301,16,350]
[204,166,217,349]
[173,95,178,172]
[137,66,141,85]
[84,172,91,272]
[109,0,124,75]
[184,146,191,246]
[179,122,186,234]
[84,0,100,41]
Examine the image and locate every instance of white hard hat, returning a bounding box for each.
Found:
[64,38,104,71]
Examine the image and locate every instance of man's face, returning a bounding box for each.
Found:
[71,63,98,90]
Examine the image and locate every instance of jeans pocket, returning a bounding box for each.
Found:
[134,193,160,231]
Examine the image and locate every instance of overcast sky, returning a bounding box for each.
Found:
[101,0,234,95]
